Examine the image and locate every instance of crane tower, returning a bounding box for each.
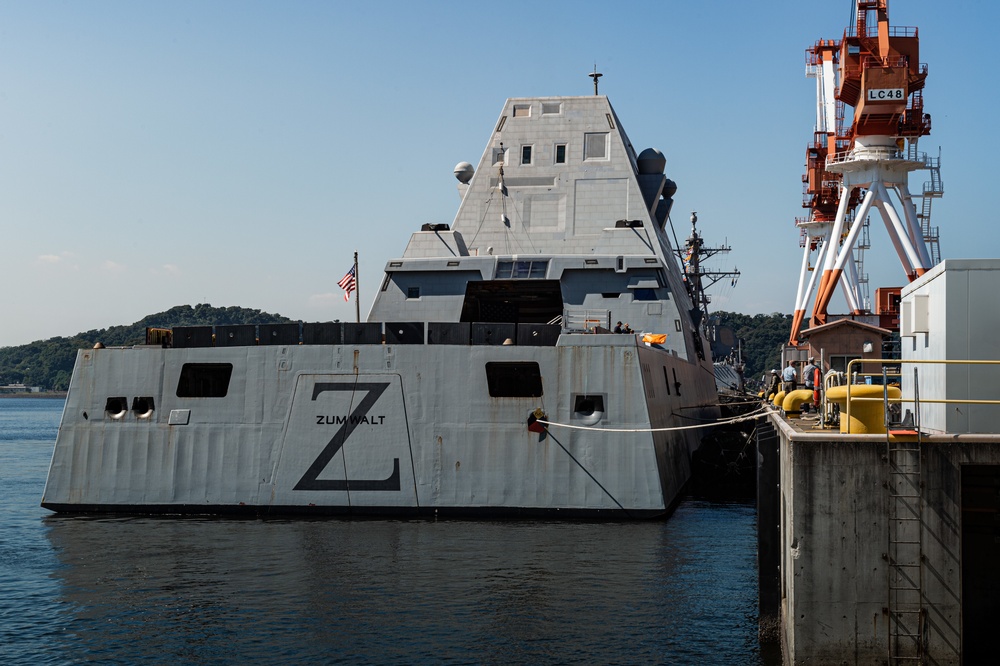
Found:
[788,0,943,345]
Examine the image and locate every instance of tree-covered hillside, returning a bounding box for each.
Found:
[0,305,289,391]
[712,311,793,384]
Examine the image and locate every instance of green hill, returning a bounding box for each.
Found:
[713,310,793,385]
[0,304,290,391]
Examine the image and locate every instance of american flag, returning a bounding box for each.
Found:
[338,265,356,302]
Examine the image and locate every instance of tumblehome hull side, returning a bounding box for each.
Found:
[42,336,717,518]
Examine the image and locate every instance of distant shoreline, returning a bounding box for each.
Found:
[0,392,67,399]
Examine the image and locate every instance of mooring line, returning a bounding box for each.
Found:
[537,405,769,433]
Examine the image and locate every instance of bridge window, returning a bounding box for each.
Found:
[496,260,548,279]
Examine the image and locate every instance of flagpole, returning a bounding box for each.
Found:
[353,251,360,323]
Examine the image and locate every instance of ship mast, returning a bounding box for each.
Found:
[680,211,739,332]
[588,64,602,95]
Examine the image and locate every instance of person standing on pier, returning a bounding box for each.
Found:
[766,369,781,400]
[781,360,797,394]
[802,357,819,413]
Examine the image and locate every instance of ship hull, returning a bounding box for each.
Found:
[42,335,718,519]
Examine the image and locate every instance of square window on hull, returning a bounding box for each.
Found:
[176,363,234,398]
[584,132,608,160]
[485,362,543,397]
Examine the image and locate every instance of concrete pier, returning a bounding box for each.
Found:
[761,409,1000,664]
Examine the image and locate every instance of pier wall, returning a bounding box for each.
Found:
[769,412,1000,665]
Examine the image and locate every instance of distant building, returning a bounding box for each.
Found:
[0,383,42,393]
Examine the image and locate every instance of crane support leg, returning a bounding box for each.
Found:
[873,181,926,279]
[814,188,876,322]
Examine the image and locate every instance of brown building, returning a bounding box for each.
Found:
[799,318,892,374]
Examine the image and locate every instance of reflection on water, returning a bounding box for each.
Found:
[41,508,763,664]
[1,399,772,665]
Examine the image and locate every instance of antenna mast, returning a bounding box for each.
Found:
[588,65,602,95]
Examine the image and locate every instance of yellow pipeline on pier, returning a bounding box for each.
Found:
[826,384,902,434]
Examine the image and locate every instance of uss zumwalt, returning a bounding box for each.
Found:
[42,89,722,518]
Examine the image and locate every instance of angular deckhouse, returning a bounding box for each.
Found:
[43,95,720,518]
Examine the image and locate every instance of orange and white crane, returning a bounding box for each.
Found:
[788,0,942,346]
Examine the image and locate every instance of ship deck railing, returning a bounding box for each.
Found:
[150,321,604,349]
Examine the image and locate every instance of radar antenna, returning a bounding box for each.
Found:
[588,64,602,95]
[678,211,740,333]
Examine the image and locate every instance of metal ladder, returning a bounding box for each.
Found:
[884,368,924,664]
[918,148,943,267]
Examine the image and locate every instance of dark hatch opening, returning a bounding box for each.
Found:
[962,464,1000,661]
[177,363,234,398]
[459,280,563,324]
[485,362,543,397]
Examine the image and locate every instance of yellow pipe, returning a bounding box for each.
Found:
[844,358,1000,433]
[772,390,786,408]
[827,384,901,434]
[782,389,816,415]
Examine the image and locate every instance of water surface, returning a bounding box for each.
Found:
[0,398,768,664]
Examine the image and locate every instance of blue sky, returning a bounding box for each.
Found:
[0,0,994,348]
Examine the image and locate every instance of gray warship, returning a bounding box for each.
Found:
[42,93,721,518]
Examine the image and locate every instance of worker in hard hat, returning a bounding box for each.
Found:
[766,369,781,401]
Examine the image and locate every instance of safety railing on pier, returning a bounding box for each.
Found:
[837,358,1000,434]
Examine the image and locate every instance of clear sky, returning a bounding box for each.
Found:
[0,0,994,348]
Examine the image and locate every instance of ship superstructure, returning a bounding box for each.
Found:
[42,93,721,518]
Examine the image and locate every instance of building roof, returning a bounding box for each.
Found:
[800,318,891,338]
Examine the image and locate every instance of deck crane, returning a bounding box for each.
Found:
[788,0,942,346]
